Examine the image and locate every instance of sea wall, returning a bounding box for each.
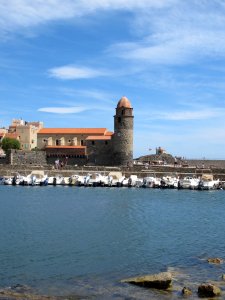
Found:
[1,163,225,180]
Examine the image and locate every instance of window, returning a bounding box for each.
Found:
[92,141,95,145]
[118,117,121,123]
[105,141,108,145]
[81,140,84,146]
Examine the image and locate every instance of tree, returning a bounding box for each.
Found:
[1,137,20,152]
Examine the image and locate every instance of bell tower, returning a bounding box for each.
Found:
[113,96,134,166]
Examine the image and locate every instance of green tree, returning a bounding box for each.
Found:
[1,137,20,152]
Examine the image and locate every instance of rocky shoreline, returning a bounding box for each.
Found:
[1,257,225,299]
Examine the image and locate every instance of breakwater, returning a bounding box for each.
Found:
[1,162,225,180]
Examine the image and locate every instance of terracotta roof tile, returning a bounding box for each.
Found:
[38,128,108,135]
[105,131,113,136]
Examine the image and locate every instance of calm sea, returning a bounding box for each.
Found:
[0,186,225,299]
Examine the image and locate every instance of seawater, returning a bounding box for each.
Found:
[0,186,225,299]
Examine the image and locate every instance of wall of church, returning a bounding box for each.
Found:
[86,140,114,165]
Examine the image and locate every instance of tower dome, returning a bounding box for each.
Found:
[117,96,132,109]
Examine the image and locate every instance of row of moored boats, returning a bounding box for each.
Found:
[0,171,223,190]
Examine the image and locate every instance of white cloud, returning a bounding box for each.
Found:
[38,106,87,114]
[48,65,107,80]
[0,0,176,34]
[2,1,225,67]
[107,2,225,65]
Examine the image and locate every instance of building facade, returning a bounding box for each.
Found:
[8,119,43,150]
[37,96,134,166]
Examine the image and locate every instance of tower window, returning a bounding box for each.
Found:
[118,117,121,123]
[92,141,95,145]
[105,141,108,145]
[81,140,84,146]
[122,110,124,115]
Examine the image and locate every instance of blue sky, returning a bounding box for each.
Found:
[1,0,225,159]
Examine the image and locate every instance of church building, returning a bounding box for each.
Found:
[37,96,134,166]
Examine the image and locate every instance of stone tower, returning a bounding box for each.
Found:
[113,96,134,166]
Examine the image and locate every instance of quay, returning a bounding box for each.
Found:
[1,160,225,181]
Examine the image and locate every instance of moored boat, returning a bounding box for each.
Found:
[198,174,220,190]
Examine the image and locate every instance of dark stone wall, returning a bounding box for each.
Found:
[8,149,47,165]
[0,157,7,165]
[86,140,113,165]
[113,114,133,166]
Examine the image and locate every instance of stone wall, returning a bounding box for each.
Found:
[0,156,8,165]
[8,149,47,165]
[186,159,225,168]
[86,140,113,165]
[46,156,87,166]
[113,107,133,166]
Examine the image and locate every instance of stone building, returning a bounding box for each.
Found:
[8,119,43,150]
[37,96,134,166]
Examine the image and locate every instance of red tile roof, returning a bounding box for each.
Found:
[38,128,108,135]
[105,131,113,136]
[86,135,111,141]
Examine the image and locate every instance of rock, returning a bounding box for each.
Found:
[207,257,223,264]
[198,283,221,297]
[182,287,192,296]
[121,271,172,289]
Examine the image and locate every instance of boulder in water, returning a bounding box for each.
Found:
[198,283,221,297]
[207,257,223,264]
[182,286,192,296]
[121,271,172,289]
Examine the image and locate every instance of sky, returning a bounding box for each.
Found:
[1,0,225,159]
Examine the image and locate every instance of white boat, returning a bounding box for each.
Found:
[68,174,81,186]
[198,174,220,190]
[107,172,123,187]
[117,175,126,187]
[178,176,200,189]
[0,177,5,185]
[39,174,48,186]
[4,176,13,185]
[142,175,161,188]
[23,171,48,186]
[100,174,113,187]
[62,177,70,185]
[127,175,140,187]
[161,175,179,189]
[88,173,103,187]
[84,174,91,186]
[49,175,65,185]
[12,173,26,185]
